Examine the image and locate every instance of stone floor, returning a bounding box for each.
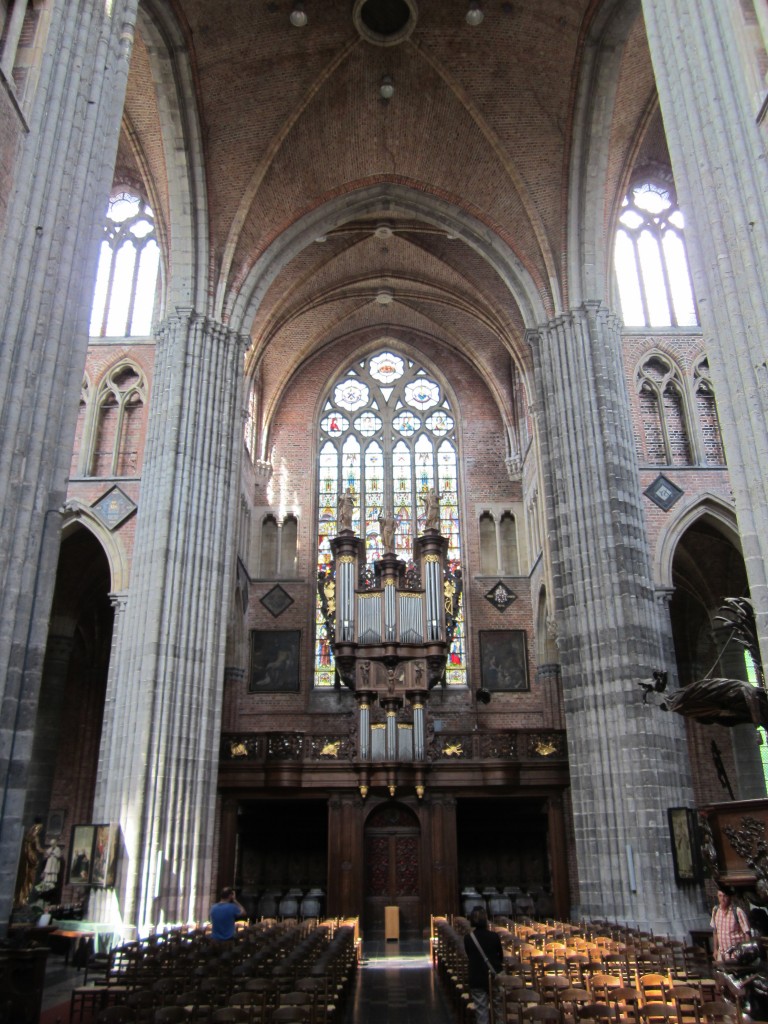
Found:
[342,939,455,1024]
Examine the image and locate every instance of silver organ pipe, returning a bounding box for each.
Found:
[359,699,371,760]
[424,553,443,640]
[412,701,425,760]
[357,593,382,644]
[338,555,355,642]
[385,708,398,760]
[371,723,386,760]
[397,723,413,761]
[398,592,424,643]
[384,579,396,640]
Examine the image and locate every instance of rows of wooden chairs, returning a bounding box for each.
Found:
[69,918,359,1024]
[432,916,741,1024]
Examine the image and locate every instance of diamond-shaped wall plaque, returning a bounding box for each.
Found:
[92,486,136,530]
[645,474,684,511]
[260,585,294,618]
[484,580,517,612]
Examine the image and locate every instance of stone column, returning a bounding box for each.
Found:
[91,309,246,933]
[530,304,703,935]
[0,0,138,927]
[641,0,768,668]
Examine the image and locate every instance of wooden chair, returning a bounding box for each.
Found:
[566,955,591,989]
[577,1004,617,1024]
[155,1009,191,1024]
[269,1010,307,1024]
[96,1007,136,1024]
[504,988,543,1024]
[127,990,157,1024]
[211,1011,250,1024]
[539,976,572,1005]
[558,988,592,1024]
[608,987,642,1024]
[638,975,672,1005]
[523,1006,565,1024]
[588,975,622,1004]
[669,985,703,1024]
[699,1001,739,1024]
[638,1001,678,1024]
[276,992,312,1024]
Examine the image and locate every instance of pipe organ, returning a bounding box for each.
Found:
[317,518,461,796]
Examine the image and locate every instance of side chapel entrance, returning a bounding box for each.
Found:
[364,802,421,939]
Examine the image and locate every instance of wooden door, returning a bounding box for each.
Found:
[364,803,421,938]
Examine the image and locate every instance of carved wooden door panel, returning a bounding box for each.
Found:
[364,803,421,938]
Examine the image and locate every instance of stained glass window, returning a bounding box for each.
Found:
[90,191,160,338]
[316,350,465,687]
[614,179,697,328]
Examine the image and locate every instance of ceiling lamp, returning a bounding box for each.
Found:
[466,2,484,26]
[380,74,394,100]
[290,2,307,27]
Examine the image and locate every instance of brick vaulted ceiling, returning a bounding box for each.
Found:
[123,0,656,394]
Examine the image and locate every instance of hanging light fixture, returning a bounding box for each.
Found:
[466,1,484,26]
[290,2,308,27]
[379,74,394,100]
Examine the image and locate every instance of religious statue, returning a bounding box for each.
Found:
[378,509,396,554]
[423,489,440,531]
[444,577,457,616]
[40,838,63,895]
[338,488,354,532]
[15,821,44,906]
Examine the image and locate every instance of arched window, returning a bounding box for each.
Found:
[636,354,693,466]
[90,363,146,477]
[315,349,465,687]
[615,177,697,328]
[90,191,160,337]
[693,357,726,466]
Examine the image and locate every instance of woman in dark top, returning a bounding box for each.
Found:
[464,906,504,1024]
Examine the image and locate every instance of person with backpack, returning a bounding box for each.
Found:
[711,888,750,961]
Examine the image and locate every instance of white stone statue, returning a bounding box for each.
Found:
[423,489,440,531]
[338,488,354,531]
[378,509,396,553]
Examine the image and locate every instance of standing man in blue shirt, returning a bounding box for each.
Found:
[209,886,246,941]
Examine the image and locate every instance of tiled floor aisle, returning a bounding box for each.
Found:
[343,940,455,1024]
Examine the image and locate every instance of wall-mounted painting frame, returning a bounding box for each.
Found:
[91,824,118,888]
[249,630,301,692]
[68,825,95,885]
[668,806,702,883]
[479,630,529,691]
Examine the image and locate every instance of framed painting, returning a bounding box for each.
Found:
[249,630,301,692]
[668,807,701,883]
[68,824,95,885]
[46,808,66,841]
[479,630,529,691]
[91,823,118,888]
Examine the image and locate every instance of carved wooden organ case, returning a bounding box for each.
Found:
[317,525,462,796]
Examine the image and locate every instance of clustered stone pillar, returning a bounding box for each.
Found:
[0,0,139,928]
[91,309,246,933]
[641,0,768,669]
[530,303,702,935]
